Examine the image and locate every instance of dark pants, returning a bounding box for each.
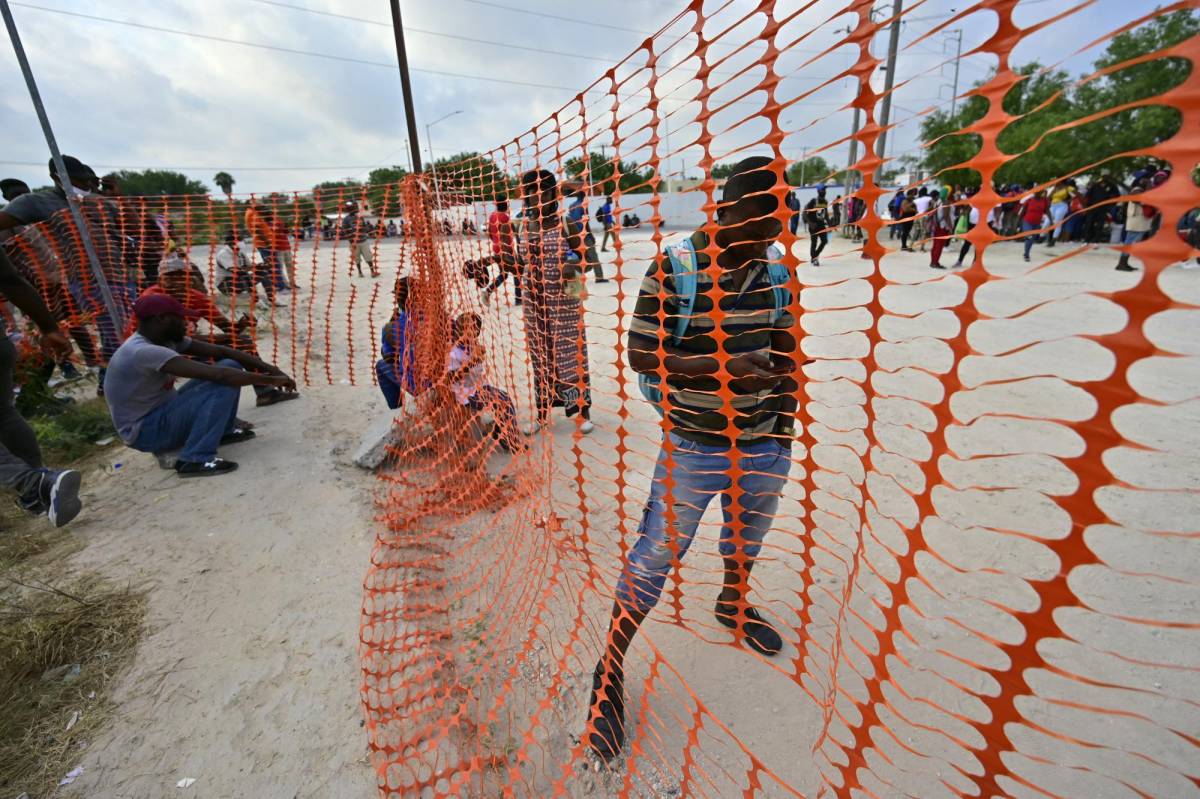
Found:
[810,231,828,262]
[956,240,973,265]
[899,221,914,250]
[601,225,614,251]
[483,254,523,303]
[0,326,45,499]
[130,360,242,463]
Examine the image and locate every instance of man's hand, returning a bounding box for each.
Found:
[39,329,73,360]
[261,373,297,392]
[727,352,788,393]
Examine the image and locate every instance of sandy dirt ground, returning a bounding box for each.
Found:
[55,226,1199,798]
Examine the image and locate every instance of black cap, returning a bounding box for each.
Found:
[48,155,92,181]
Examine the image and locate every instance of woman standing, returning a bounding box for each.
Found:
[519,169,594,435]
[1047,180,1073,247]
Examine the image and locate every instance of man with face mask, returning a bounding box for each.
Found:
[104,294,297,478]
[585,156,800,760]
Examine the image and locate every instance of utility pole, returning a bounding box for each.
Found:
[388,0,423,173]
[799,145,807,187]
[948,28,963,115]
[874,0,904,183]
[1,0,124,332]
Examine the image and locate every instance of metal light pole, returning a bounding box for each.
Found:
[388,0,423,173]
[874,0,904,183]
[799,145,808,188]
[948,28,963,115]
[1,0,124,332]
[426,109,462,210]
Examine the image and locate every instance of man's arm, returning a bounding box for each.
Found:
[161,355,292,388]
[0,249,71,359]
[180,338,294,388]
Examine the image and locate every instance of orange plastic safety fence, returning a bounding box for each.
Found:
[356,1,1200,797]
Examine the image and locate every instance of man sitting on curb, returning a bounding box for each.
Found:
[104,294,297,477]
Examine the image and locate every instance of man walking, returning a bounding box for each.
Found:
[804,185,830,265]
[598,195,615,252]
[0,248,83,526]
[585,157,799,760]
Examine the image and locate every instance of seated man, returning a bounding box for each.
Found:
[129,257,297,407]
[104,294,297,477]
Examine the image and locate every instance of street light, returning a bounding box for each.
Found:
[426,109,462,210]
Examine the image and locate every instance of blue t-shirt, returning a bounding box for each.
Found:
[379,312,416,391]
[600,202,613,225]
[567,199,585,224]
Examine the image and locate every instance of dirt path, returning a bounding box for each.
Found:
[61,383,379,798]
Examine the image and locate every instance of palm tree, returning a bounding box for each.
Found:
[213,171,235,196]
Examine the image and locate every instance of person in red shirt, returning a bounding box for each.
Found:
[270,217,298,290]
[128,258,298,407]
[462,199,524,305]
[1020,189,1050,262]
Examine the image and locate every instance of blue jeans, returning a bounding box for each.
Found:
[258,249,289,291]
[131,360,242,463]
[375,359,406,409]
[1123,229,1148,246]
[1022,220,1039,259]
[616,432,792,613]
[68,279,136,361]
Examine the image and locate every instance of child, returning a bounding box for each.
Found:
[447,312,523,452]
[375,278,415,410]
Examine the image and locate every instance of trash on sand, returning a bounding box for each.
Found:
[42,663,82,682]
[177,777,197,788]
[95,436,115,446]
[59,766,84,786]
[66,710,80,731]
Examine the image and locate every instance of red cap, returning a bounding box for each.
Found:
[133,293,201,321]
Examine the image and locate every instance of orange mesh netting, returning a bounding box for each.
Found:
[3,1,1199,796]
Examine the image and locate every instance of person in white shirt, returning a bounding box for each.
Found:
[912,187,934,251]
[446,312,523,452]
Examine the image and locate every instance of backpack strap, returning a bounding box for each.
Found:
[663,237,699,344]
[764,244,792,323]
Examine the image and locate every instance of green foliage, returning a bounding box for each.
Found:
[919,10,1198,188]
[28,400,116,464]
[563,152,657,195]
[106,169,207,196]
[366,166,408,217]
[312,179,365,214]
[430,152,514,202]
[785,156,834,186]
[212,171,235,195]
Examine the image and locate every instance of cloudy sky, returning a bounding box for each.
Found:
[0,0,1158,196]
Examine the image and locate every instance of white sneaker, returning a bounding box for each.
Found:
[580,420,595,434]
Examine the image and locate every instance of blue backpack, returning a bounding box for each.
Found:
[638,237,792,413]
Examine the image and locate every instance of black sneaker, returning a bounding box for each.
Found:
[585,661,625,760]
[175,458,239,478]
[1115,263,1136,272]
[715,600,783,656]
[46,470,82,528]
[219,427,256,446]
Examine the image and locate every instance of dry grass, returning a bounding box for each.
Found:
[0,459,145,797]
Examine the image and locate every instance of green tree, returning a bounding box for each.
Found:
[212,171,235,195]
[430,152,513,202]
[564,152,657,194]
[786,156,833,186]
[920,9,1198,187]
[312,179,365,214]
[365,166,408,217]
[109,169,207,196]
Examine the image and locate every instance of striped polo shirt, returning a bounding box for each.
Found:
[628,231,795,447]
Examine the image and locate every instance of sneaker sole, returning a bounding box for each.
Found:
[48,470,82,528]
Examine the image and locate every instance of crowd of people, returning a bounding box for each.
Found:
[0,155,303,529]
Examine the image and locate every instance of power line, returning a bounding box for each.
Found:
[8,2,593,92]
[243,0,621,64]
[458,0,658,36]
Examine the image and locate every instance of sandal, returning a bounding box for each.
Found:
[256,388,300,407]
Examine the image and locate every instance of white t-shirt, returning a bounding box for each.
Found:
[447,344,484,405]
[914,195,933,215]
